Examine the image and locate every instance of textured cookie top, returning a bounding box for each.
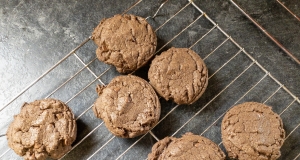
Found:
[148,132,225,160]
[148,47,208,105]
[92,14,157,74]
[6,99,77,160]
[93,75,161,138]
[221,102,285,160]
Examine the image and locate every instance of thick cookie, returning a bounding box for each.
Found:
[92,14,157,74]
[148,47,208,105]
[93,75,161,138]
[148,132,225,160]
[221,102,285,160]
[6,99,77,160]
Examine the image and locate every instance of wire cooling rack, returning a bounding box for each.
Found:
[0,0,299,159]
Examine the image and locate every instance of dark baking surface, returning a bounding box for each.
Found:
[0,0,299,159]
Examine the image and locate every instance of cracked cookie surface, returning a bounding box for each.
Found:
[148,47,208,105]
[93,75,160,138]
[221,102,285,160]
[148,132,225,160]
[92,14,157,74]
[7,99,77,160]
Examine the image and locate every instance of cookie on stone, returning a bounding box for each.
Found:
[6,99,77,160]
[92,14,157,74]
[148,132,225,160]
[148,47,208,105]
[221,102,285,160]
[93,75,161,138]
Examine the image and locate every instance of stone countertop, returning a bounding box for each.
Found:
[0,0,299,159]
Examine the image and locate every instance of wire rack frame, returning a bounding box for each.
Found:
[0,0,300,159]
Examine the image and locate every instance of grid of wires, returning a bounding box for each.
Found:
[0,0,299,159]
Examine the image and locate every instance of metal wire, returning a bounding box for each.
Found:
[229,0,300,65]
[283,106,300,140]
[73,53,106,85]
[146,0,169,19]
[65,67,110,104]
[280,99,296,116]
[293,152,300,160]
[149,131,159,141]
[59,122,105,160]
[86,135,116,160]
[121,0,142,15]
[276,0,300,22]
[0,148,10,158]
[208,49,242,79]
[45,57,98,99]
[189,24,217,49]
[203,37,229,60]
[155,13,204,54]
[263,85,283,103]
[154,2,191,32]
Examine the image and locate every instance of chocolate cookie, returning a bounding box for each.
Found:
[6,99,77,160]
[93,75,161,138]
[148,132,225,160]
[148,47,208,105]
[92,14,157,74]
[221,102,285,160]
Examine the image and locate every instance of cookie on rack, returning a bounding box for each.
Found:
[93,75,161,138]
[221,102,285,160]
[92,14,157,74]
[148,132,225,160]
[148,47,208,105]
[6,99,77,160]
